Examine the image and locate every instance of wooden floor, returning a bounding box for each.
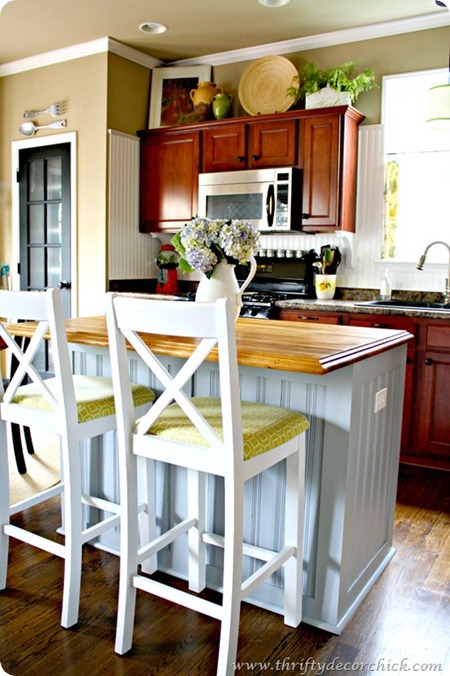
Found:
[0,464,449,675]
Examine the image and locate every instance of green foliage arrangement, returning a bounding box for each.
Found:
[287,60,377,104]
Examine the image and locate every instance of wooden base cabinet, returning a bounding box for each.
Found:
[280,309,450,470]
[412,322,450,469]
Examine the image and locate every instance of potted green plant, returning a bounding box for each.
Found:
[287,60,376,109]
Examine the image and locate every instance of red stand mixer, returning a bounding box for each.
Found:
[155,244,180,295]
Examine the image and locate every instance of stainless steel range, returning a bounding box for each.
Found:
[236,253,317,319]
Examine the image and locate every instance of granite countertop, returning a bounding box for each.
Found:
[276,296,450,320]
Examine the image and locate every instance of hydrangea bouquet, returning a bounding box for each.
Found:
[171,217,260,279]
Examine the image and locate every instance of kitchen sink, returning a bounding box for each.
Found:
[355,299,450,311]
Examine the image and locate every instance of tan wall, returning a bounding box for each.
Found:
[213,27,450,124]
[0,53,108,315]
[107,53,151,134]
[0,52,151,316]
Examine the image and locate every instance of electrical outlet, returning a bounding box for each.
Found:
[374,387,388,413]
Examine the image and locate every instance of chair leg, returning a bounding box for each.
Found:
[283,440,305,628]
[217,477,244,676]
[60,437,83,629]
[23,426,35,455]
[138,456,157,576]
[0,420,10,590]
[187,468,206,593]
[11,423,27,474]
[115,448,140,654]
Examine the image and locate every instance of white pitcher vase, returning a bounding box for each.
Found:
[195,257,257,320]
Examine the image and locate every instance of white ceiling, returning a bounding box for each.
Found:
[0,0,448,67]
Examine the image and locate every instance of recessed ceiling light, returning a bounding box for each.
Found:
[139,22,168,35]
[258,0,292,7]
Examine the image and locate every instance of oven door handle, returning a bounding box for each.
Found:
[266,183,275,228]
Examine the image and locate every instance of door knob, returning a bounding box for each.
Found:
[59,280,71,289]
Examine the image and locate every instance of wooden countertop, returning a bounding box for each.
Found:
[7,314,412,376]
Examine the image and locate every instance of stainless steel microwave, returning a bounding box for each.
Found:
[198,167,302,232]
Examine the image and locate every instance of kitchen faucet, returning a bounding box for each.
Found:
[416,240,450,304]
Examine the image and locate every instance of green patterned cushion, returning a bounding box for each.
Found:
[147,397,309,460]
[11,375,155,423]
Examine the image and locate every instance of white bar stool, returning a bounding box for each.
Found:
[106,293,309,675]
[0,289,155,628]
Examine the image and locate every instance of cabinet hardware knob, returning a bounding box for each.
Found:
[299,315,318,321]
[301,213,310,219]
[58,280,71,289]
[425,358,433,366]
[236,156,244,162]
[252,154,259,161]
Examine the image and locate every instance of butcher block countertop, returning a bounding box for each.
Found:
[8,314,412,376]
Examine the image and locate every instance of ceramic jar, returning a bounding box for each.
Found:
[212,92,232,120]
[315,274,337,300]
[190,81,222,121]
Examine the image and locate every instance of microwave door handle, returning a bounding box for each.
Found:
[266,183,275,228]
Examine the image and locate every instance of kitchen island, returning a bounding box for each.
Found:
[10,314,411,634]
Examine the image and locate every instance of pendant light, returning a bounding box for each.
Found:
[426,0,450,128]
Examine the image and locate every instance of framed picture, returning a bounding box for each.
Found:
[148,65,212,128]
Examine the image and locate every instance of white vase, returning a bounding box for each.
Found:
[195,257,257,320]
[315,274,337,300]
[306,87,351,109]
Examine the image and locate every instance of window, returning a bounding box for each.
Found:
[382,69,450,263]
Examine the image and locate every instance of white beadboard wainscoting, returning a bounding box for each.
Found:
[108,130,159,280]
[70,340,406,634]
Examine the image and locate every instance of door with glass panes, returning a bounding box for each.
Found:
[18,143,71,317]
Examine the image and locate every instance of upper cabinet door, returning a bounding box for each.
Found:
[202,124,247,172]
[300,114,340,231]
[202,118,297,172]
[248,119,297,168]
[139,131,200,233]
[300,108,363,233]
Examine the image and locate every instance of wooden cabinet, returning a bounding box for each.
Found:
[413,322,450,469]
[346,313,416,452]
[139,130,200,233]
[300,108,363,232]
[138,106,364,234]
[202,118,297,172]
[278,308,342,324]
[280,308,450,470]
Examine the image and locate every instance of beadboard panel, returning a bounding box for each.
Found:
[108,130,158,280]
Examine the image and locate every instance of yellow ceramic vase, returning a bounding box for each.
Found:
[190,81,222,121]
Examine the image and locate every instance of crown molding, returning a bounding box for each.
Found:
[173,12,450,67]
[0,12,448,77]
[0,37,162,77]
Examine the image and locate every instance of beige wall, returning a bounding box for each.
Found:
[213,27,450,124]
[0,52,151,316]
